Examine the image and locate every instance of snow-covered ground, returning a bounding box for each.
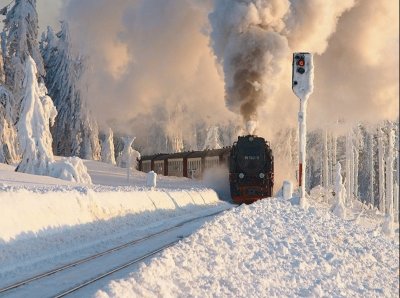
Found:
[1,160,399,297]
[0,160,232,288]
[96,196,399,298]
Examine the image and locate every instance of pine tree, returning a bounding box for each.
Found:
[16,56,56,174]
[40,22,101,160]
[0,85,19,164]
[2,0,44,124]
[0,40,19,164]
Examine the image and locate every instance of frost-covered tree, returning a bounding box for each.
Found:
[117,137,141,170]
[2,0,44,124]
[385,125,395,215]
[0,85,19,164]
[368,133,375,205]
[345,131,354,207]
[323,130,329,188]
[15,56,91,184]
[101,128,116,165]
[378,126,386,212]
[203,126,222,150]
[40,22,101,160]
[331,162,346,219]
[15,56,56,174]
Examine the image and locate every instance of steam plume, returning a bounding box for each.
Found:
[209,0,357,133]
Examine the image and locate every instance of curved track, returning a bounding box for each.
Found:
[0,208,230,297]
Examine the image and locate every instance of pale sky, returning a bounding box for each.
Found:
[0,0,62,32]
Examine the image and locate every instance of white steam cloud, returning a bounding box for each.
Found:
[60,0,398,148]
[61,0,234,150]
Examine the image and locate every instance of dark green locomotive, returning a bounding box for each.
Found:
[229,135,274,204]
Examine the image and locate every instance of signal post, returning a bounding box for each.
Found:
[292,53,314,204]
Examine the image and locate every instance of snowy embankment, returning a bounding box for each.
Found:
[0,186,222,242]
[97,197,399,298]
[0,160,231,285]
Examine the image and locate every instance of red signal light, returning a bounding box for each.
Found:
[297,59,305,67]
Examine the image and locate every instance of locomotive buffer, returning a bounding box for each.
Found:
[292,53,314,204]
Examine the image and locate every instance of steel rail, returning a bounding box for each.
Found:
[53,240,179,298]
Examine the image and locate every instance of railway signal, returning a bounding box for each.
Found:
[292,52,314,205]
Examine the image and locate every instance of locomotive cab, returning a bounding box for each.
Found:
[229,135,274,204]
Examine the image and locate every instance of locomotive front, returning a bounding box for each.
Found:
[229,135,274,204]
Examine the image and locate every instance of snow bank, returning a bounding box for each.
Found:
[97,198,399,297]
[0,187,221,242]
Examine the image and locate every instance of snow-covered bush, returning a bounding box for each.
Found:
[101,128,116,165]
[283,180,293,200]
[382,215,395,237]
[117,137,141,170]
[331,162,346,219]
[146,171,157,189]
[49,157,92,184]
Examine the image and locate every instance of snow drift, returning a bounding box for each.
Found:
[96,198,399,297]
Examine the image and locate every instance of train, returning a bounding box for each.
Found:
[229,135,274,204]
[138,135,274,204]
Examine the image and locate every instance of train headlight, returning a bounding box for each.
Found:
[259,173,265,179]
[239,173,245,179]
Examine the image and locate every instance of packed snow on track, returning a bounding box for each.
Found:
[0,160,232,287]
[96,197,399,298]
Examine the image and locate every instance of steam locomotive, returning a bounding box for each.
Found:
[138,135,274,204]
[229,135,274,204]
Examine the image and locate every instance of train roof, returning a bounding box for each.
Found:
[139,153,168,161]
[166,151,194,159]
[204,147,231,157]
[140,147,231,161]
[153,154,169,161]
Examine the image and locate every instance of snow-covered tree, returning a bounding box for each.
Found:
[345,131,353,207]
[117,137,141,170]
[15,56,91,184]
[378,126,386,212]
[385,125,395,215]
[0,27,19,164]
[323,129,329,188]
[101,128,116,165]
[15,56,56,174]
[0,86,19,164]
[368,132,375,206]
[2,0,44,124]
[40,22,101,160]
[331,162,346,219]
[382,124,395,238]
[203,126,222,150]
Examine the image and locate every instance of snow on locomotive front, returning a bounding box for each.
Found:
[229,135,274,204]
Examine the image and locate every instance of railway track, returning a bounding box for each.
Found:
[0,208,230,297]
[53,241,178,298]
